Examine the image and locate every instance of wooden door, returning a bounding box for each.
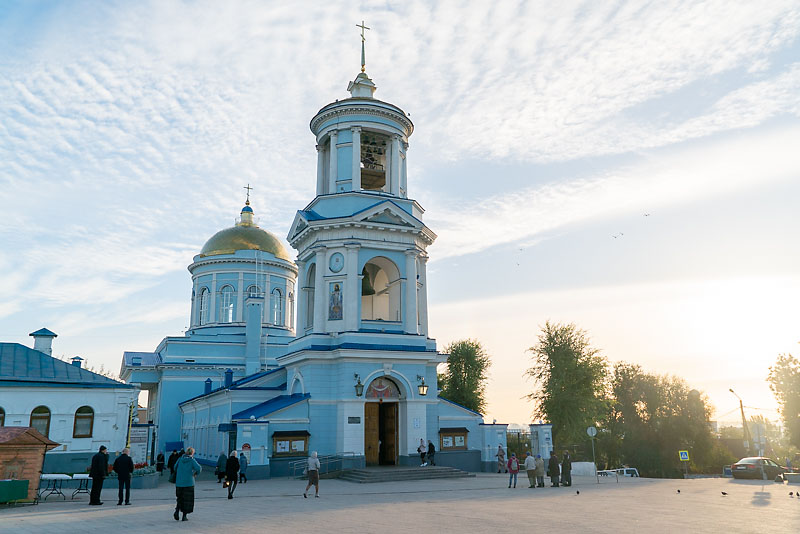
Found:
[381,403,397,465]
[364,403,379,465]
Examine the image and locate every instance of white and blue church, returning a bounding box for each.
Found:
[120,63,507,478]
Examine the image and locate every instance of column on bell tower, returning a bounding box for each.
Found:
[316,145,325,196]
[417,255,429,336]
[351,127,362,192]
[313,247,327,333]
[404,250,418,334]
[328,130,338,194]
[344,244,360,331]
[390,134,401,196]
[295,259,307,332]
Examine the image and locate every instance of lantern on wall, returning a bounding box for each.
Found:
[416,375,428,396]
[354,374,364,397]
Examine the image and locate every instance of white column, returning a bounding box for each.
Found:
[351,126,361,192]
[315,145,325,196]
[345,245,360,331]
[190,278,197,326]
[236,272,244,322]
[404,250,418,334]
[313,248,327,333]
[390,135,401,196]
[418,255,429,336]
[296,260,307,333]
[401,141,408,197]
[328,130,338,194]
[262,274,270,323]
[210,274,217,323]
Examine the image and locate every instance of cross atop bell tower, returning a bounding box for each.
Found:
[357,20,370,73]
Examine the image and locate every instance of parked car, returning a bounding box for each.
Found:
[597,467,639,477]
[731,457,787,480]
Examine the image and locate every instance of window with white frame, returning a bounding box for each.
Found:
[218,285,235,323]
[199,288,209,325]
[271,287,283,325]
[247,285,261,298]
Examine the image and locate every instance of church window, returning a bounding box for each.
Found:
[0,407,4,426]
[271,430,310,457]
[247,285,261,298]
[199,288,209,325]
[360,132,388,191]
[219,285,235,323]
[361,257,401,322]
[30,406,51,438]
[73,406,94,438]
[306,265,316,329]
[439,427,469,451]
[271,288,283,325]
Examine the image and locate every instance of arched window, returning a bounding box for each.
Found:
[0,407,5,427]
[361,257,401,322]
[30,406,51,437]
[271,288,283,325]
[306,264,316,328]
[247,285,261,298]
[218,285,235,323]
[73,406,94,438]
[199,288,209,325]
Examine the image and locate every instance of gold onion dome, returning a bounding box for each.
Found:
[199,202,291,260]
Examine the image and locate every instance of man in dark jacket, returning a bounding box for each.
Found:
[561,450,572,487]
[113,447,135,505]
[167,450,179,475]
[216,451,227,483]
[548,453,560,487]
[427,440,436,466]
[225,451,240,499]
[89,445,109,505]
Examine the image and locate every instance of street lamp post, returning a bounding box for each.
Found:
[729,388,755,458]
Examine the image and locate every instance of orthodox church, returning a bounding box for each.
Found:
[120,53,507,478]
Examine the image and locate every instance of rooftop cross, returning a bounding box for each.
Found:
[357,20,370,73]
[243,183,253,205]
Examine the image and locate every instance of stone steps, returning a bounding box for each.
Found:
[339,466,476,483]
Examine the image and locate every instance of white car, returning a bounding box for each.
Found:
[598,467,639,477]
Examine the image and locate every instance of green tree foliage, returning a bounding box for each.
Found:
[767,354,800,449]
[525,322,609,447]
[438,339,491,413]
[605,363,732,477]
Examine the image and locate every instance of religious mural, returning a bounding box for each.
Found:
[329,282,343,320]
[365,377,400,399]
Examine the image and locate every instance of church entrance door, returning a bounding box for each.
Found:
[364,401,398,466]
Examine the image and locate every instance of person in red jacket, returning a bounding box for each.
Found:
[507,452,520,488]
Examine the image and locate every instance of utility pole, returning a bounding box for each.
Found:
[729,389,753,456]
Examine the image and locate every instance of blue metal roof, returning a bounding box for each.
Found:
[29,328,57,337]
[178,367,287,405]
[0,343,132,388]
[232,393,310,420]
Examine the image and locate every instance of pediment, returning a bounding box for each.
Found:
[363,209,414,227]
[356,201,421,229]
[287,212,309,241]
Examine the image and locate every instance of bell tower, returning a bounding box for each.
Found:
[287,36,435,342]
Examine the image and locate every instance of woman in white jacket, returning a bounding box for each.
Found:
[303,451,321,498]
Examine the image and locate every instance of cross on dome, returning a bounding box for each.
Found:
[357,20,370,73]
[243,183,253,205]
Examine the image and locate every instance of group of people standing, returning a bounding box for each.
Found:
[417,439,436,466]
[496,445,572,489]
[88,445,135,506]
[214,450,249,498]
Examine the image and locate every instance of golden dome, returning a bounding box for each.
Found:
[199,204,291,261]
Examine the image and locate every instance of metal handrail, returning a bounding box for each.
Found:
[288,452,361,478]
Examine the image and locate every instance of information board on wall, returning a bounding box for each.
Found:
[129,426,150,463]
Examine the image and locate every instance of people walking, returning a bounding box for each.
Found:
[303,451,321,498]
[174,447,201,522]
[167,450,179,475]
[216,451,227,483]
[534,454,546,487]
[418,438,427,466]
[524,452,536,488]
[507,452,519,488]
[113,447,134,505]
[561,450,572,487]
[239,451,248,483]
[548,453,560,487]
[427,440,436,466]
[89,445,109,505]
[496,445,507,473]
[156,452,165,475]
[225,451,240,499]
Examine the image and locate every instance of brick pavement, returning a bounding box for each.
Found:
[1,474,797,533]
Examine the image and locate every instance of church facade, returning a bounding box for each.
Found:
[120,66,507,478]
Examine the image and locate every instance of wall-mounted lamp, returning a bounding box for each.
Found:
[354,373,364,397]
[416,375,428,396]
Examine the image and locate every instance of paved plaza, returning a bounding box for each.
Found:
[1,473,798,533]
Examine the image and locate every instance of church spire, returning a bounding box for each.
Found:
[357,20,370,73]
[348,21,376,99]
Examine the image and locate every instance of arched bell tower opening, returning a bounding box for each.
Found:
[361,256,401,323]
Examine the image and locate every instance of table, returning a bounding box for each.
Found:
[38,474,71,501]
[71,474,91,499]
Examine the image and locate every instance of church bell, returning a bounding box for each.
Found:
[361,267,375,296]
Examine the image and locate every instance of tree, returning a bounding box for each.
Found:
[438,339,492,413]
[525,321,608,448]
[767,354,800,449]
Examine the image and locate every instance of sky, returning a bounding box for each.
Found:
[1,0,799,427]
